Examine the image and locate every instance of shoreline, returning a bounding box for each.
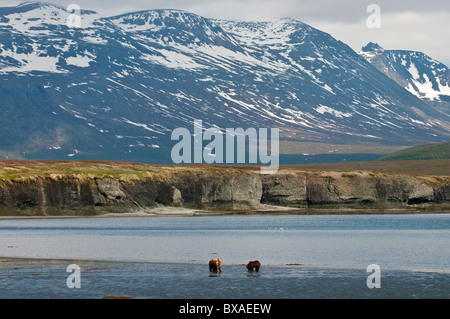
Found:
[0,205,449,219]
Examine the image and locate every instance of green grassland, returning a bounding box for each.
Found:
[0,160,260,182]
[0,160,161,181]
[377,142,450,161]
[0,157,449,181]
[285,159,450,176]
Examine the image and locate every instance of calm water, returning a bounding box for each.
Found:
[1,214,449,298]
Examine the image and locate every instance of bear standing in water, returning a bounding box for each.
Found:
[246,260,261,272]
[209,258,222,273]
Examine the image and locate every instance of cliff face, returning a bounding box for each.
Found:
[262,171,441,208]
[0,167,449,216]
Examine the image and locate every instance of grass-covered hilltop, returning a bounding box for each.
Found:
[0,159,449,217]
[378,141,450,161]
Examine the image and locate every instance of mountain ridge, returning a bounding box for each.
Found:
[0,2,448,163]
[360,42,450,113]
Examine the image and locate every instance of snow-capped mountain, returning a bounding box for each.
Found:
[0,2,448,163]
[0,2,101,33]
[360,42,450,112]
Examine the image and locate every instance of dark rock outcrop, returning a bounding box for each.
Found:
[301,171,436,208]
[261,172,307,207]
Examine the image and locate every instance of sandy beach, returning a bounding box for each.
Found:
[1,204,448,220]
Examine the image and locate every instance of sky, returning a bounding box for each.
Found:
[1,0,449,66]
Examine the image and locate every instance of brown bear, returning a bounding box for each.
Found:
[209,258,222,273]
[246,260,261,272]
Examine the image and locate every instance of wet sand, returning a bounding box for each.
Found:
[1,205,448,220]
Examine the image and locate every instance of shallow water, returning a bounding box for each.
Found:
[1,214,449,271]
[1,259,449,299]
[0,214,449,298]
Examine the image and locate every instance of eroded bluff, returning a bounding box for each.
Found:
[0,168,448,216]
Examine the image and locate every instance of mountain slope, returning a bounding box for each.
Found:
[360,42,450,113]
[378,141,450,161]
[0,3,448,164]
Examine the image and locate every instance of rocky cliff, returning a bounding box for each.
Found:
[0,162,449,216]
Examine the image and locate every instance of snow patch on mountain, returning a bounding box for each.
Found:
[141,50,205,71]
[315,105,353,118]
[0,2,101,34]
[0,42,64,73]
[217,18,304,48]
[66,52,96,68]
